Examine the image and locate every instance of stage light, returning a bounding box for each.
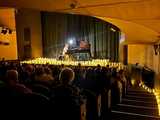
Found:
[68,39,73,45]
[110,27,116,32]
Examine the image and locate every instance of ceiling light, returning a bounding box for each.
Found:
[110,28,116,32]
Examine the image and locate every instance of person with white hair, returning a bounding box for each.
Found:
[5,69,32,94]
[52,67,81,120]
[59,67,75,85]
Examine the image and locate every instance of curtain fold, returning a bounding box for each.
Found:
[41,12,120,61]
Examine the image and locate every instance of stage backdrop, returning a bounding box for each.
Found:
[41,12,120,61]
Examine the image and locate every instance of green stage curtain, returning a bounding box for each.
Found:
[41,12,120,61]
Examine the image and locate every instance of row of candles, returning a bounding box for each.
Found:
[139,83,160,116]
[22,58,160,116]
[22,58,160,115]
[21,58,124,69]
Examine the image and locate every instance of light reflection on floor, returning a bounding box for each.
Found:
[139,83,160,116]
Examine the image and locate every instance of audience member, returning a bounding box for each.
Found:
[5,69,32,94]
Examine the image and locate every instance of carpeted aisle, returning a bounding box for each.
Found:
[111,87,160,120]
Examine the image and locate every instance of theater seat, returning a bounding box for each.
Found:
[80,100,87,120]
[19,92,51,118]
[29,84,50,97]
[81,89,100,120]
[111,81,123,105]
[101,88,111,119]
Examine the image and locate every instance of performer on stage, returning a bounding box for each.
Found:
[63,43,69,56]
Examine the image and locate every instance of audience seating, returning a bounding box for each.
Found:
[111,80,123,105]
[29,84,50,97]
[101,88,111,119]
[0,61,128,120]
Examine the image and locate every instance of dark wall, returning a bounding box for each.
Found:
[41,12,120,61]
[16,9,43,60]
[123,45,128,65]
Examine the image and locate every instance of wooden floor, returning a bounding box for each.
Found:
[111,87,160,120]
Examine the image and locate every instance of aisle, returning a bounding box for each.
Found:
[111,87,160,120]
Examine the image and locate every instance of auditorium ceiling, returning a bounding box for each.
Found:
[0,0,160,44]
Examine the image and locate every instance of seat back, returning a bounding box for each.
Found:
[80,99,87,120]
[30,84,50,97]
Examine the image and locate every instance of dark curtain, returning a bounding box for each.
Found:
[41,12,120,61]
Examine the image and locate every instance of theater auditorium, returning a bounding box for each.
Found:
[0,0,160,119]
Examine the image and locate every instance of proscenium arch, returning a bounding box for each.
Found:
[41,12,120,61]
[96,16,159,44]
[1,0,160,44]
[54,10,159,44]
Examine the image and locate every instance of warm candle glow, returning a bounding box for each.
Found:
[139,83,160,116]
[21,57,123,69]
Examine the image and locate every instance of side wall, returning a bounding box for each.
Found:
[0,8,17,60]
[16,9,43,60]
[0,32,17,60]
[128,44,160,89]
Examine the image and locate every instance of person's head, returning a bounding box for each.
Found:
[135,63,139,66]
[25,64,34,75]
[112,68,117,76]
[61,64,64,69]
[78,63,81,68]
[119,69,124,75]
[35,67,44,75]
[59,67,75,85]
[6,70,19,85]
[44,67,52,75]
[106,65,109,68]
[97,64,101,68]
